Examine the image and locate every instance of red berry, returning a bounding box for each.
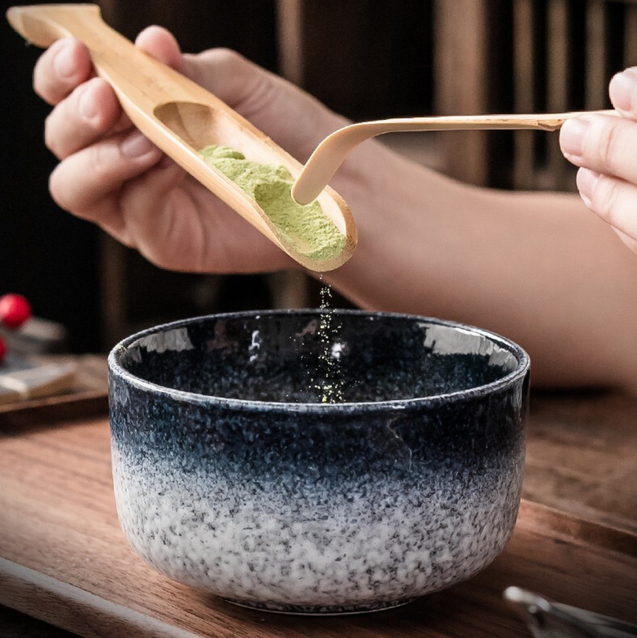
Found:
[0,294,32,329]
[0,336,6,362]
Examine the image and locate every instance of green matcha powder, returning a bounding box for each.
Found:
[199,145,345,263]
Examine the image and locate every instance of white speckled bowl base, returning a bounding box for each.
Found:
[113,447,522,613]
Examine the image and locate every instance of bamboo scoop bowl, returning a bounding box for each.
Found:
[292,110,617,204]
[7,4,357,273]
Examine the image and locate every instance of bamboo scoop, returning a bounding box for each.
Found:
[291,110,617,204]
[7,4,356,273]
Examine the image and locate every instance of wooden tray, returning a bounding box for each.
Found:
[0,400,635,638]
[0,355,108,417]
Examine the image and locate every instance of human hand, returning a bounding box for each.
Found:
[33,27,351,273]
[560,68,637,252]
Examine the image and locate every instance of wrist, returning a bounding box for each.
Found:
[321,145,491,313]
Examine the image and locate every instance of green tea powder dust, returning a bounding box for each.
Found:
[199,145,345,262]
[315,281,345,403]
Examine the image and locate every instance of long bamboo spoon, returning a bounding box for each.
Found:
[291,110,617,205]
[7,4,357,272]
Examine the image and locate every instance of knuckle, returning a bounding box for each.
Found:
[140,244,172,270]
[196,230,214,273]
[240,76,274,117]
[48,167,71,212]
[89,142,112,180]
[32,53,55,101]
[211,47,247,71]
[592,175,621,225]
[593,120,622,169]
[43,113,60,157]
[612,69,637,119]
[195,47,247,81]
[32,73,48,102]
[33,72,57,104]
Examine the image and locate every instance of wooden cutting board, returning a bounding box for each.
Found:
[0,402,635,638]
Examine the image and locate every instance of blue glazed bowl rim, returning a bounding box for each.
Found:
[108,309,530,413]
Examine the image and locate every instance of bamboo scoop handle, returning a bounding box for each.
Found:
[6,4,273,236]
[6,5,225,121]
[291,110,618,204]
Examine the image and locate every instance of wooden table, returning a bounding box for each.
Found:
[0,359,636,637]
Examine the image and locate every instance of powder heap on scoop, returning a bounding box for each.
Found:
[199,145,346,263]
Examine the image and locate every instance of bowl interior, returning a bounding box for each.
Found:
[115,311,523,404]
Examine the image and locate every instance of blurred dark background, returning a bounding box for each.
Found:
[2,0,635,354]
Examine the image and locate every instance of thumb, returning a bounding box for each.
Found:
[135,29,345,162]
[181,47,272,112]
[136,28,265,111]
[609,68,637,121]
[135,26,186,73]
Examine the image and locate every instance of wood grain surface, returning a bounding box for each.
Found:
[0,399,636,638]
[525,390,637,534]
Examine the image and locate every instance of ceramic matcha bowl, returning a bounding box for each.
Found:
[107,309,530,614]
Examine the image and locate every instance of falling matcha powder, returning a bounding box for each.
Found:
[199,145,345,263]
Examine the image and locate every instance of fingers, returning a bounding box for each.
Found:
[609,68,637,119]
[45,77,122,159]
[34,26,184,107]
[135,26,185,72]
[560,113,637,185]
[121,166,206,271]
[96,160,188,250]
[121,169,293,274]
[39,27,184,161]
[559,68,637,252]
[559,68,637,183]
[40,28,180,228]
[35,37,128,160]
[49,129,164,218]
[611,226,637,253]
[180,47,345,160]
[33,38,93,105]
[182,48,269,111]
[576,167,637,242]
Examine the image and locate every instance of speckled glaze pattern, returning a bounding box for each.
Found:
[108,310,530,614]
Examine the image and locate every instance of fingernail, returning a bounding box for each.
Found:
[79,83,98,120]
[610,71,635,112]
[121,130,155,158]
[576,168,599,206]
[54,43,77,79]
[560,118,589,157]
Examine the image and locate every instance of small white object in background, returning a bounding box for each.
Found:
[0,354,77,405]
[1,316,68,356]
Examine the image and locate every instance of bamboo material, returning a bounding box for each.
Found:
[6,4,356,272]
[292,109,616,205]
